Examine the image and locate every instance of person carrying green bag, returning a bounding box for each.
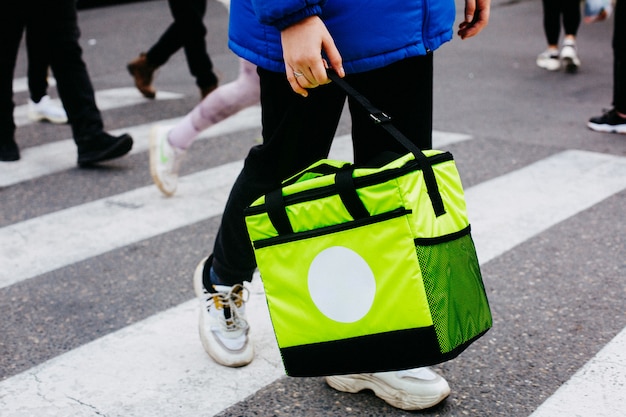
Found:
[192,0,490,411]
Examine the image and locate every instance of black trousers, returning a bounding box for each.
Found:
[541,0,581,45]
[25,25,50,103]
[614,0,625,113]
[146,0,216,89]
[211,55,434,285]
[0,0,103,141]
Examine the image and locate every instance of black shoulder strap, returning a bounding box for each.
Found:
[327,70,446,217]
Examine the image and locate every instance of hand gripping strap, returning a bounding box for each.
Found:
[327,70,446,217]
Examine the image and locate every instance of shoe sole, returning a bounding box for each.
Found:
[0,154,20,162]
[326,374,450,411]
[149,126,176,197]
[77,135,133,167]
[28,112,68,124]
[562,57,579,73]
[587,122,626,134]
[193,258,255,367]
[536,60,560,71]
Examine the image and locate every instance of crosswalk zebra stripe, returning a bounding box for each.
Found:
[0,276,284,417]
[0,149,624,416]
[12,87,184,127]
[0,106,262,188]
[529,326,626,417]
[467,149,626,264]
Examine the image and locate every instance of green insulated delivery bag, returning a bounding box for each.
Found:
[244,74,492,377]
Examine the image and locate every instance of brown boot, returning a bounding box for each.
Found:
[127,53,157,99]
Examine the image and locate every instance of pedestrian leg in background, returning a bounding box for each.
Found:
[0,6,25,161]
[25,25,68,124]
[38,0,133,166]
[149,59,260,196]
[127,0,218,99]
[587,0,626,133]
[537,0,582,72]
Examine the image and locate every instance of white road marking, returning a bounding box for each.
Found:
[0,276,284,417]
[466,150,626,264]
[13,87,184,127]
[529,326,626,417]
[0,106,262,188]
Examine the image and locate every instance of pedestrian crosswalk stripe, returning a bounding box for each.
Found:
[0,106,262,188]
[467,149,626,264]
[12,76,56,93]
[13,87,184,128]
[529,326,626,417]
[0,277,284,417]
[1,149,624,416]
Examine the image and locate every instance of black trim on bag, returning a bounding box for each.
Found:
[414,225,472,246]
[279,326,491,377]
[265,188,293,235]
[335,168,370,220]
[252,208,410,249]
[244,152,453,217]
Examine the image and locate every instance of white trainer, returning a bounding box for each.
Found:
[536,48,560,71]
[560,40,581,73]
[149,124,186,196]
[326,367,451,411]
[28,95,68,124]
[193,258,254,367]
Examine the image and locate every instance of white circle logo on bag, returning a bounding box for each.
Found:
[307,246,376,323]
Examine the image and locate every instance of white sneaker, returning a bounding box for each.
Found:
[326,367,450,411]
[536,48,560,71]
[193,257,254,367]
[28,95,68,124]
[560,40,581,73]
[149,124,186,196]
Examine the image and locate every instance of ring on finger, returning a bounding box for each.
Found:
[293,71,304,78]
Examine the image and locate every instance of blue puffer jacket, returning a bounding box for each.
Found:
[228,0,457,74]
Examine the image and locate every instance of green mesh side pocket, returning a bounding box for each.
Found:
[416,232,492,353]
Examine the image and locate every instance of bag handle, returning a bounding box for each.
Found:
[265,167,369,236]
[327,70,446,217]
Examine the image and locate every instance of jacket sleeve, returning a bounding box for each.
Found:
[251,0,326,30]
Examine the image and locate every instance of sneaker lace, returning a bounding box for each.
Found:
[204,284,249,332]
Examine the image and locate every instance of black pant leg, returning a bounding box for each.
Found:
[0,3,26,140]
[613,0,626,112]
[348,54,434,164]
[25,25,50,102]
[170,0,215,88]
[38,0,103,139]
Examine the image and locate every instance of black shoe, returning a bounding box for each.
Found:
[0,137,20,161]
[76,131,133,167]
[587,109,626,134]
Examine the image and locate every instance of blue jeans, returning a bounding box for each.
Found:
[210,55,434,285]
